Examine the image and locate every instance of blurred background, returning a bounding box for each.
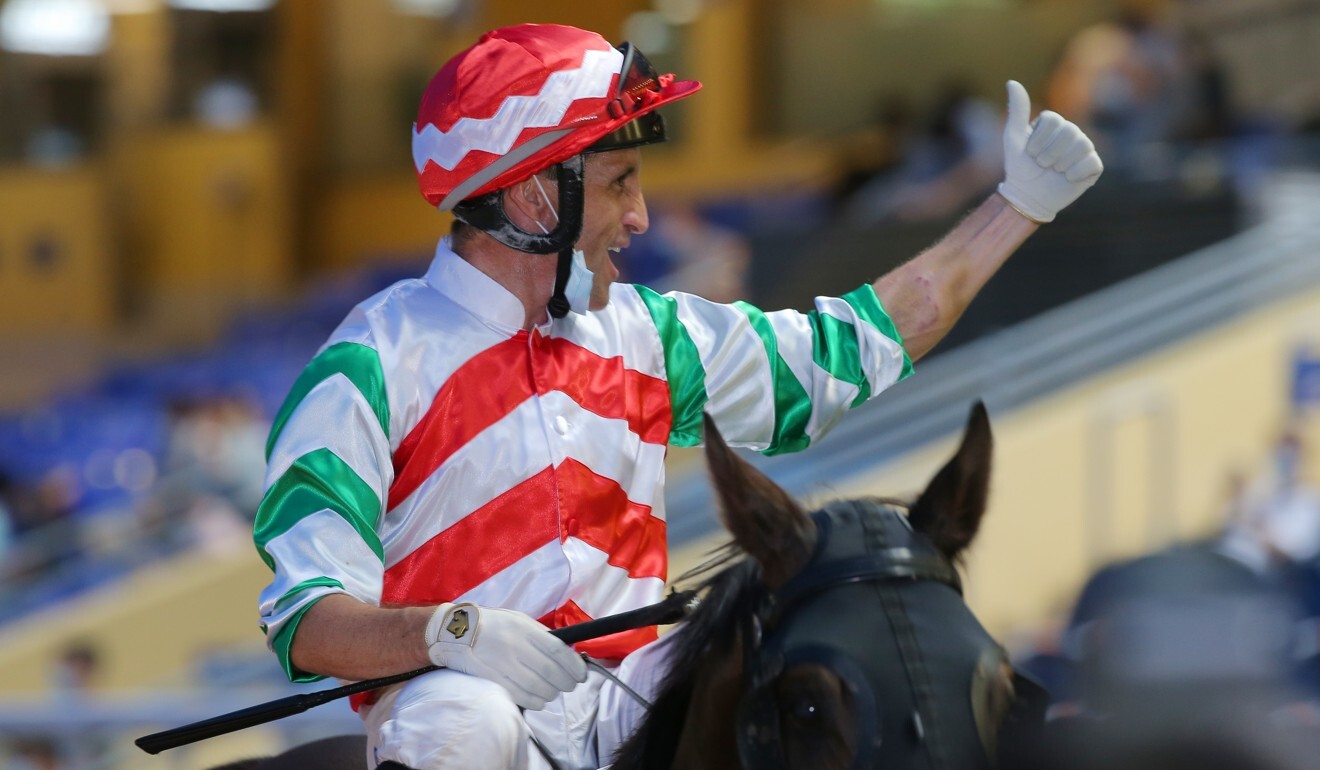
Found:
[2,0,1320,767]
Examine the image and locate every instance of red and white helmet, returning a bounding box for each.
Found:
[413,23,702,211]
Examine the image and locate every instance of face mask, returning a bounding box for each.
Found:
[533,176,595,316]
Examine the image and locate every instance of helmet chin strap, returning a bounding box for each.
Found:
[547,247,575,319]
[530,176,579,320]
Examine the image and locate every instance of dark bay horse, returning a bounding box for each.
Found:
[212,402,1038,769]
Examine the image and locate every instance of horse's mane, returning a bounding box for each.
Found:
[609,542,767,770]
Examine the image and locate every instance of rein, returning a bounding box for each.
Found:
[135,590,698,755]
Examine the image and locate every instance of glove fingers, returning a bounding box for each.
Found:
[502,679,551,711]
[1025,112,1066,160]
[521,635,589,686]
[510,659,570,704]
[1044,131,1089,172]
[518,623,589,680]
[1066,153,1105,183]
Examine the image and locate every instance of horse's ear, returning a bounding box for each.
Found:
[908,401,993,560]
[703,413,815,588]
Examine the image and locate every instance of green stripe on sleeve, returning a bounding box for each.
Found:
[809,311,872,409]
[734,302,813,456]
[267,341,391,459]
[636,286,709,446]
[253,448,385,571]
[269,592,334,683]
[841,284,914,381]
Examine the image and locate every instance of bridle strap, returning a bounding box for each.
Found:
[876,578,951,770]
[766,549,962,628]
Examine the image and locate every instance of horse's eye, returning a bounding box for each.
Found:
[788,696,821,724]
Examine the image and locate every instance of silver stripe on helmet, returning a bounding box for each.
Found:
[436,128,576,211]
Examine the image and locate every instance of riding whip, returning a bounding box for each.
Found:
[135,589,697,754]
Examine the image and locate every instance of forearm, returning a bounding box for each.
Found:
[872,193,1037,361]
[289,593,435,680]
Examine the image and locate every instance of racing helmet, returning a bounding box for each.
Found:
[412,25,700,315]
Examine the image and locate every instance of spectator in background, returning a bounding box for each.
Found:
[163,396,269,513]
[0,466,82,584]
[49,640,112,768]
[150,396,268,553]
[51,640,101,696]
[5,738,62,770]
[830,94,917,209]
[1249,428,1320,699]
[1253,429,1320,564]
[1171,29,1237,145]
[1045,0,1183,172]
[841,79,1002,226]
[3,465,79,541]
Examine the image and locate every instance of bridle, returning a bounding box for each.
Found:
[734,499,1047,770]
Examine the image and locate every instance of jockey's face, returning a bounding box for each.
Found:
[576,148,650,310]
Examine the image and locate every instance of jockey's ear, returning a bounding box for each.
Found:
[908,400,993,561]
[703,413,815,588]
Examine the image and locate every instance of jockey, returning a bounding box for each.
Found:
[253,22,1102,770]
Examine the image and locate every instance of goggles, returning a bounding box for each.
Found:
[586,42,670,154]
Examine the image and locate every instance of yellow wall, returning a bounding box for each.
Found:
[113,123,294,343]
[0,166,116,333]
[0,549,268,694]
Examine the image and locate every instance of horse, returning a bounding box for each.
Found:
[208,401,1042,769]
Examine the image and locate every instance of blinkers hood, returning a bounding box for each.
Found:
[736,500,1046,770]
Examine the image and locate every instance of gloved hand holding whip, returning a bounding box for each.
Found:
[425,602,588,710]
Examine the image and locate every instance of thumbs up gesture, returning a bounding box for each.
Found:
[998,80,1103,223]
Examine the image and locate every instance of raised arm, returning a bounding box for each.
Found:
[873,80,1102,361]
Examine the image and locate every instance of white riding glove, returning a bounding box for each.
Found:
[997,80,1104,223]
[424,602,588,710]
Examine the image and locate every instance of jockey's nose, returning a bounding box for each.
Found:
[623,188,648,236]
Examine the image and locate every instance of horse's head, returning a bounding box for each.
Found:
[625,401,1043,770]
